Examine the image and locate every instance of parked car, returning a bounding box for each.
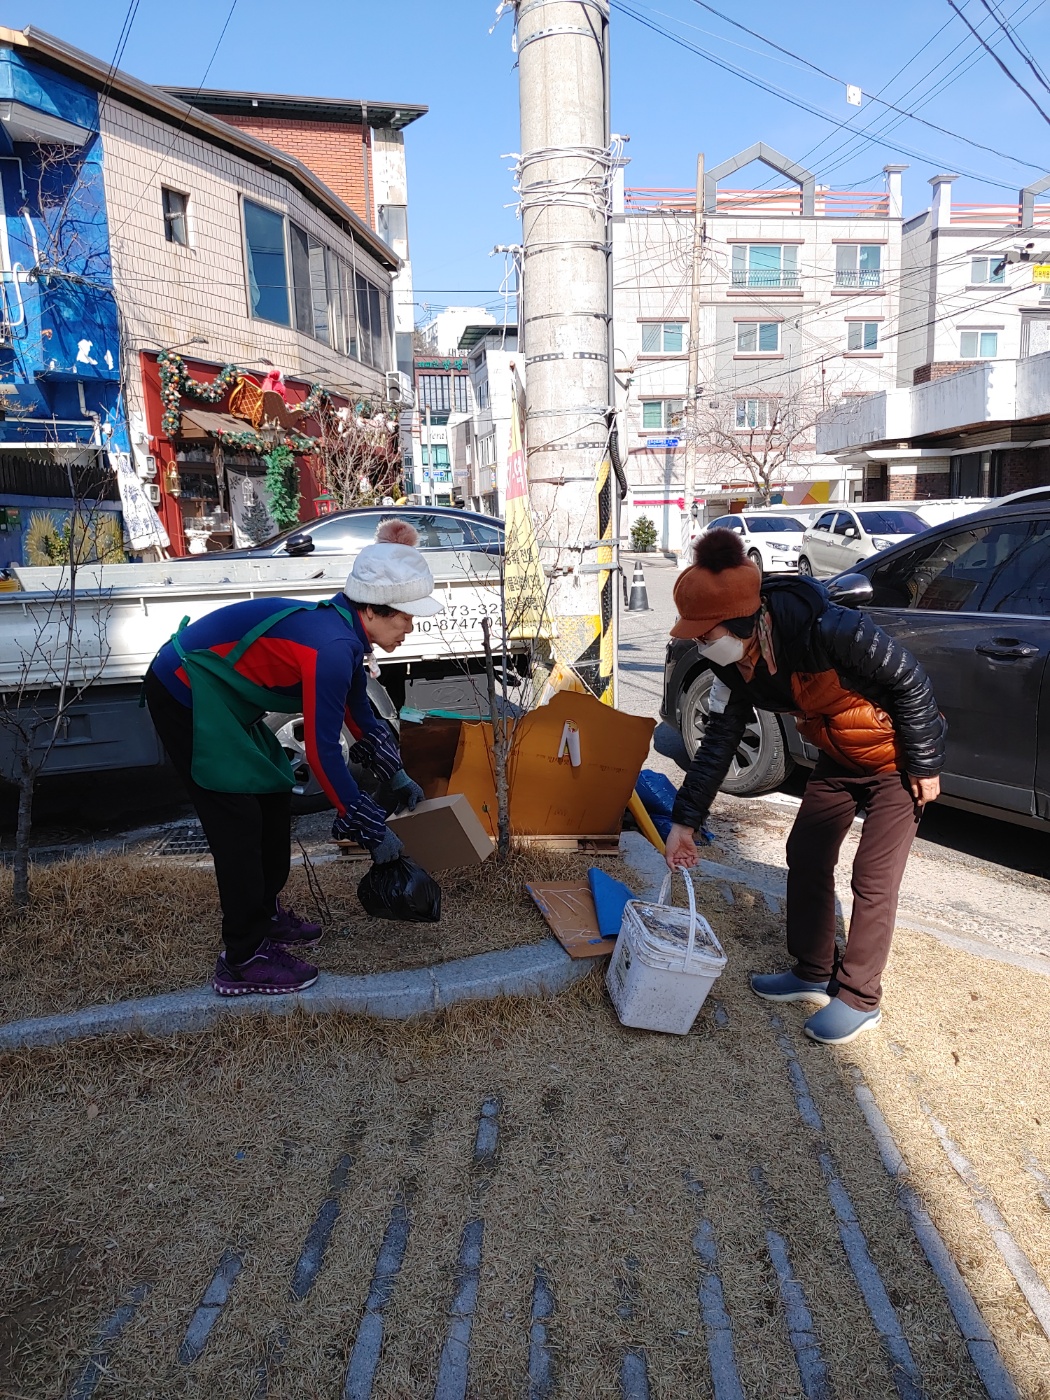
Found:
[178,506,504,561]
[798,505,927,578]
[663,498,1050,829]
[702,512,807,573]
[909,497,992,527]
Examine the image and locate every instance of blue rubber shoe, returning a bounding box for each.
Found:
[750,970,831,1005]
[804,998,882,1045]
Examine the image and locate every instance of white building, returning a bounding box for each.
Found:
[419,306,495,355]
[612,144,907,549]
[459,321,521,516]
[817,352,1050,501]
[897,174,1050,386]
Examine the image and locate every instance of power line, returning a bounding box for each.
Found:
[777,0,1045,186]
[682,0,1042,167]
[977,0,1050,96]
[611,0,1031,187]
[945,0,1050,125]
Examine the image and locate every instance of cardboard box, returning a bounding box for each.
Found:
[388,794,495,871]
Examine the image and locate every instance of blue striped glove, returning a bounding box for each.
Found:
[331,790,389,849]
[347,726,402,782]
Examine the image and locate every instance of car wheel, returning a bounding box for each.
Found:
[747,549,764,573]
[797,555,813,576]
[265,678,400,814]
[680,669,790,796]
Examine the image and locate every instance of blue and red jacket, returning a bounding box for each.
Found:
[151,594,399,836]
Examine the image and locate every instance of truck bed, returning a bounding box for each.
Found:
[2,551,509,691]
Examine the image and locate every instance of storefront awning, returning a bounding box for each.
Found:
[178,408,258,439]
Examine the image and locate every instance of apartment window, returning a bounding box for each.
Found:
[243,199,290,326]
[970,255,1005,285]
[735,398,771,429]
[161,187,189,246]
[847,321,879,352]
[641,399,684,431]
[960,330,998,358]
[731,244,799,290]
[418,375,451,413]
[641,321,685,352]
[289,224,335,346]
[736,321,780,353]
[835,244,882,288]
[355,271,387,368]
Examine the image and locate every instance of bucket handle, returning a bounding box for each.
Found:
[656,866,698,962]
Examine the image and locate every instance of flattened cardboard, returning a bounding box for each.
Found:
[448,691,656,841]
[388,794,494,871]
[526,881,618,959]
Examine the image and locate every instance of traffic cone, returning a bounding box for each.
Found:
[627,561,650,611]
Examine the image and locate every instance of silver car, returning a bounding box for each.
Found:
[798,506,927,579]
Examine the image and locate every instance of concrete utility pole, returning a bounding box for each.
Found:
[515,0,617,702]
[680,151,705,569]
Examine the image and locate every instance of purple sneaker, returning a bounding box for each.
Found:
[270,900,323,949]
[213,939,318,997]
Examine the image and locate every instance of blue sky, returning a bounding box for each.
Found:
[16,0,1050,326]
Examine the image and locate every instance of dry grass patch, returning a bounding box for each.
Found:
[0,888,990,1400]
[829,928,1050,1398]
[0,847,609,1022]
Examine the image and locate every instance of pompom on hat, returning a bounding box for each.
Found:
[343,519,445,616]
[670,528,762,639]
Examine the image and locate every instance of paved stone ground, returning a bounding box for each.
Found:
[617,553,1050,970]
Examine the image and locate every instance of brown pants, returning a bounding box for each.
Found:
[786,763,921,1012]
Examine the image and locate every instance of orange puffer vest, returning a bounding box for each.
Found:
[791,670,904,774]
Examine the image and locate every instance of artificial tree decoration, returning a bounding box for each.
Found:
[263,444,300,529]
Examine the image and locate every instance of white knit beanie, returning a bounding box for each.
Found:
[343,520,444,616]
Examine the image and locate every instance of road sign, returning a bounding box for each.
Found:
[645,436,680,448]
[1033,265,1050,282]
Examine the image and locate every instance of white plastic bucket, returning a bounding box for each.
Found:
[606,868,727,1035]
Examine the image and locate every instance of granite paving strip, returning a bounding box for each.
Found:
[853,1081,1020,1400]
[434,1096,502,1400]
[64,1283,151,1400]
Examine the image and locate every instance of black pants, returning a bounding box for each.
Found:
[785,761,920,1013]
[144,669,291,964]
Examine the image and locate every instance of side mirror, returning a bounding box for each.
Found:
[843,525,860,539]
[284,533,314,557]
[826,572,874,608]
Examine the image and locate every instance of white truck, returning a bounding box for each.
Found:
[0,550,512,802]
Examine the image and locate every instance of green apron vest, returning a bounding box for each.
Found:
[169,598,358,795]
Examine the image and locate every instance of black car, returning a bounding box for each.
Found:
[183,506,504,560]
[663,498,1050,829]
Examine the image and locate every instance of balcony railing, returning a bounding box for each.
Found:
[949,203,1050,226]
[834,270,883,288]
[624,188,891,217]
[731,269,801,289]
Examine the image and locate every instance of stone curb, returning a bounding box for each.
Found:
[0,938,596,1054]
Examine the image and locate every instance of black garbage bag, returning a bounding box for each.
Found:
[357,855,442,923]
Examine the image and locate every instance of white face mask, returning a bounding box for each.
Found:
[696,633,746,666]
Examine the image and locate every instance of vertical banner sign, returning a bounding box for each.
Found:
[503,383,548,641]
